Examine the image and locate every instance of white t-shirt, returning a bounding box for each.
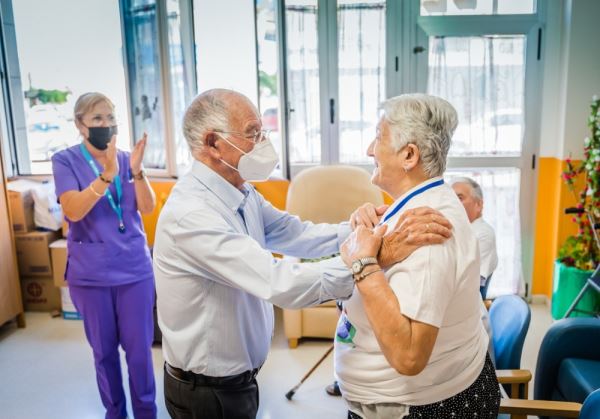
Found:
[334,177,489,405]
[471,217,498,284]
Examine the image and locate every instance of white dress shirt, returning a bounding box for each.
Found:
[154,161,353,376]
[471,217,498,285]
[335,178,488,405]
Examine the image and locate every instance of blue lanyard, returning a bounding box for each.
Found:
[381,179,445,224]
[79,143,125,233]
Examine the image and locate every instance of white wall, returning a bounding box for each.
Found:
[559,0,600,159]
[538,0,600,160]
[193,0,259,104]
[538,0,564,159]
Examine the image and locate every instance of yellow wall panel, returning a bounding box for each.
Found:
[532,158,583,297]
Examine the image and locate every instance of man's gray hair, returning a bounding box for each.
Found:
[183,89,231,151]
[451,177,484,201]
[380,93,458,177]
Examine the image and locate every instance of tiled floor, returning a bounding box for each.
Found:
[0,304,553,419]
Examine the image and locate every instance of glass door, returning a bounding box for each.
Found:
[415,4,543,297]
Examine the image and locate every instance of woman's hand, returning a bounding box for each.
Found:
[378,207,453,268]
[350,203,389,230]
[341,224,388,268]
[130,132,148,174]
[102,136,119,179]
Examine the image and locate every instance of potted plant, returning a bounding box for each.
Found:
[552,96,600,319]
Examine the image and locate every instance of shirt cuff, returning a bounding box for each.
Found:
[337,222,352,249]
[318,256,354,301]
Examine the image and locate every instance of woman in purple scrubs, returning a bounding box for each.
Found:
[52,92,157,419]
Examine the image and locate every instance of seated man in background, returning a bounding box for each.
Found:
[451,177,498,297]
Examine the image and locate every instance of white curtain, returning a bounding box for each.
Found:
[286,3,321,163]
[428,36,525,156]
[338,1,386,163]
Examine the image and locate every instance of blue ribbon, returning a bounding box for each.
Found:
[79,143,125,233]
[381,179,445,224]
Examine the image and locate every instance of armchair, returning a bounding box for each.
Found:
[282,165,384,348]
[499,318,600,419]
[534,317,600,406]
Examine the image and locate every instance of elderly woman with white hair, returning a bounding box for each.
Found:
[335,93,500,419]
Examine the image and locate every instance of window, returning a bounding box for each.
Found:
[337,0,386,164]
[420,0,536,16]
[10,0,129,175]
[428,35,525,156]
[121,0,196,176]
[1,0,196,177]
[285,0,321,165]
[256,0,286,177]
[277,0,386,169]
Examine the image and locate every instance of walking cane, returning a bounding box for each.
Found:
[285,344,334,400]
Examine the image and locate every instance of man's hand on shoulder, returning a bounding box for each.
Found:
[378,207,453,269]
[349,203,389,230]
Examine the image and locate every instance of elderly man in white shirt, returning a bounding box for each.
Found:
[335,94,500,419]
[153,89,452,419]
[452,177,498,298]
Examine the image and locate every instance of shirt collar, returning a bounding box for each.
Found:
[381,176,444,221]
[191,161,249,213]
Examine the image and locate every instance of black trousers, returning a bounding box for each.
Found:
[348,354,500,419]
[164,364,259,419]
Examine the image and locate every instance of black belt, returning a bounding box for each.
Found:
[165,363,259,387]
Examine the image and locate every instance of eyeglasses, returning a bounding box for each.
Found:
[214,129,271,144]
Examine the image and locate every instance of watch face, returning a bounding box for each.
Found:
[351,261,362,274]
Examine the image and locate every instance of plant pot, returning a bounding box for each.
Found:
[551,260,599,320]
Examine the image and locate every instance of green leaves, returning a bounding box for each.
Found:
[559,96,600,271]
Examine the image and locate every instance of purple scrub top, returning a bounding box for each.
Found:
[52,144,154,287]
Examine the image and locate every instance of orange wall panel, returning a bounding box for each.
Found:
[142,180,175,247]
[532,158,583,297]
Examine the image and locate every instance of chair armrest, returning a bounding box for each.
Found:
[496,369,532,384]
[484,299,493,310]
[497,369,532,399]
[499,398,581,418]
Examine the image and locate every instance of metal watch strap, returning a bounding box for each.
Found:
[359,256,378,267]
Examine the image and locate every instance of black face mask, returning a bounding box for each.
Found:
[87,125,118,150]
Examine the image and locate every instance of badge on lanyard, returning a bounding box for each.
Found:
[380,179,445,225]
[79,143,126,233]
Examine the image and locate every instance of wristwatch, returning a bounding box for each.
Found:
[350,257,378,275]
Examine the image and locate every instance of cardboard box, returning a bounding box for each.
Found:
[15,230,61,277]
[50,239,68,287]
[7,179,38,233]
[20,277,61,312]
[60,287,82,320]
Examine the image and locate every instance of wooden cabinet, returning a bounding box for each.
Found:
[0,147,24,327]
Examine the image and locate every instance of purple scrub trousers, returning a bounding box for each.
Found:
[70,279,156,419]
[52,145,157,419]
